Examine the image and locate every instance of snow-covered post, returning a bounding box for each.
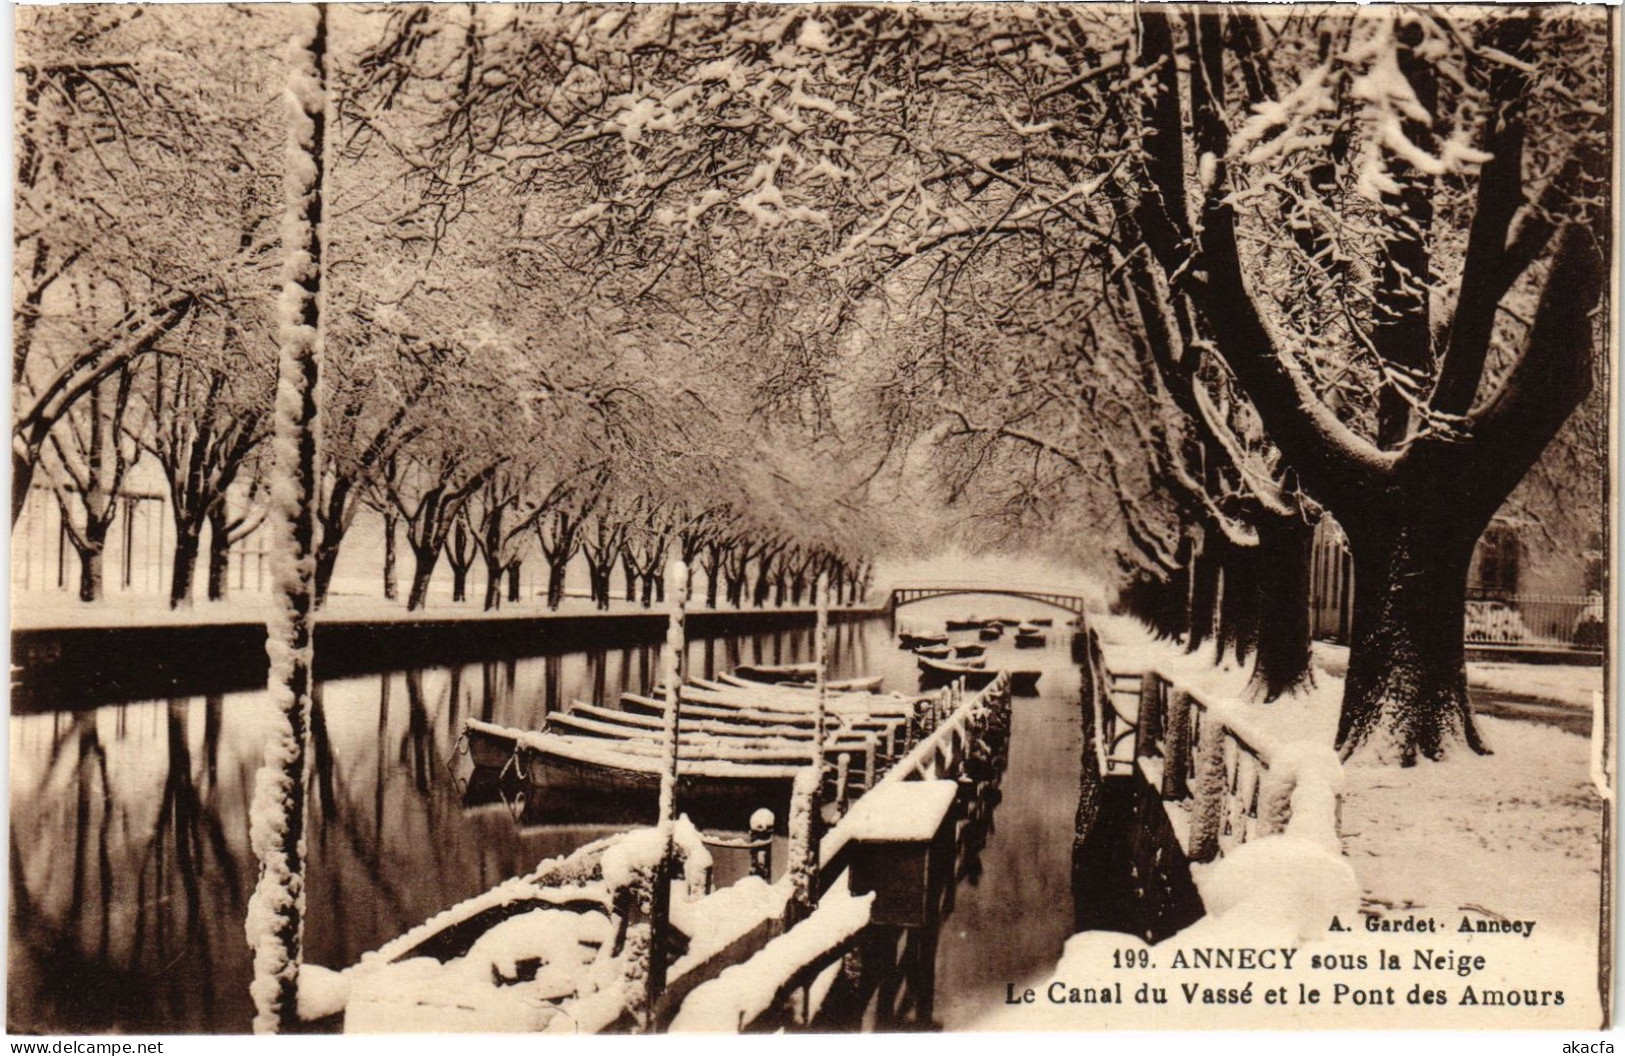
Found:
[1188,712,1228,862]
[749,808,775,880]
[246,3,326,1035]
[657,558,689,826]
[786,765,822,923]
[648,557,687,1019]
[1161,688,1193,800]
[813,571,829,773]
[1136,670,1165,759]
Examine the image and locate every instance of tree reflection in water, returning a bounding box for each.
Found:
[8,617,959,1032]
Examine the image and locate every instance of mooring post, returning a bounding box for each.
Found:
[1188,713,1227,862]
[1162,689,1193,800]
[814,571,829,773]
[835,752,852,814]
[749,808,775,880]
[1137,669,1165,759]
[648,557,688,1020]
[787,766,822,922]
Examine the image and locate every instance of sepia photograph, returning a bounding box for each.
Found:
[7,1,1617,1039]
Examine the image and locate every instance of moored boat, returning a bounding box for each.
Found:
[898,632,949,649]
[914,643,952,659]
[953,644,986,660]
[944,618,983,631]
[916,655,998,690]
[978,624,1003,641]
[730,662,819,685]
[1008,670,1043,695]
[717,669,883,693]
[464,719,805,808]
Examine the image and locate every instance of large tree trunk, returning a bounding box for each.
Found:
[248,5,325,1034]
[623,554,638,602]
[313,521,344,609]
[507,562,521,604]
[1246,515,1316,701]
[407,548,436,611]
[546,557,568,610]
[170,526,202,609]
[1337,518,1485,765]
[482,555,503,611]
[207,508,232,602]
[77,542,104,603]
[704,560,720,609]
[1217,538,1262,666]
[753,558,774,608]
[382,512,398,601]
[12,452,37,530]
[1185,532,1221,651]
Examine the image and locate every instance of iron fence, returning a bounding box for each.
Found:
[1464,591,1606,651]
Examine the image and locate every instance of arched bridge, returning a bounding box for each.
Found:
[888,585,1090,618]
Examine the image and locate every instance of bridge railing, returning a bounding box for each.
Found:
[886,585,1091,616]
[1082,628,1343,862]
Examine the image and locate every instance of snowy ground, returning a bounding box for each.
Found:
[996,619,1612,1029]
[1094,621,1607,933]
[1314,640,1604,710]
[1340,714,1604,936]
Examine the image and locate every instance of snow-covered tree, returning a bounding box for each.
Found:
[246,4,326,1034]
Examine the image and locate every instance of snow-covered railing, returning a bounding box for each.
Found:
[1130,669,1342,863]
[882,673,1012,788]
[1077,627,1139,776]
[314,819,717,1033]
[663,674,1014,1033]
[669,883,874,1032]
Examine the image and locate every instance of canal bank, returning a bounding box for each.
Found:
[10,605,885,712]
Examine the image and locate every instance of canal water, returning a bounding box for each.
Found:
[9,600,1087,1033]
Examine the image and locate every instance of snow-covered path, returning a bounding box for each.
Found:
[1340,715,1605,938]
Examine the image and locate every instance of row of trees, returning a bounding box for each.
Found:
[14,7,896,614]
[338,5,1607,764]
[16,8,1610,765]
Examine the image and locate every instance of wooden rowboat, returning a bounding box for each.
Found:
[914,644,952,659]
[682,681,918,717]
[898,632,949,649]
[560,702,883,751]
[544,713,876,770]
[978,624,1003,641]
[953,644,986,660]
[1009,670,1043,695]
[1014,631,1046,649]
[916,655,998,690]
[464,719,805,808]
[730,663,818,685]
[944,618,983,631]
[714,671,884,694]
[624,691,906,738]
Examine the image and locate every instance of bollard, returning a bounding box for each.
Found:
[835,752,852,814]
[749,808,775,881]
[1188,712,1227,862]
[1137,671,1165,758]
[787,768,822,922]
[1254,767,1292,837]
[1162,689,1193,801]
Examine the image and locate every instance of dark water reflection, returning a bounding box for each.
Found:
[9,605,1084,1034]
